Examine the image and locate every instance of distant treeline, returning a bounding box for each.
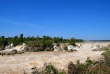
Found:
[0,34,83,47]
[85,40,110,42]
[92,40,110,41]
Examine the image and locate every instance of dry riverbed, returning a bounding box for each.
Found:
[0,42,108,74]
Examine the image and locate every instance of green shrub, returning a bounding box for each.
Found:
[26,40,53,51]
[69,38,76,46]
[102,50,110,67]
[42,64,58,74]
[0,45,5,51]
[86,57,93,66]
[29,58,110,74]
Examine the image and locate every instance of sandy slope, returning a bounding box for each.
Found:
[0,42,109,74]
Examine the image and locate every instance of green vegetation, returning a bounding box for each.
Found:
[102,50,110,67]
[0,34,83,51]
[69,37,76,46]
[0,34,24,47]
[31,57,110,74]
[30,50,110,74]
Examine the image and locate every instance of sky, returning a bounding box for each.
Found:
[0,0,110,40]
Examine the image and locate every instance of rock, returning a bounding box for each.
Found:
[54,46,62,51]
[5,43,14,49]
[60,44,68,51]
[92,45,101,51]
[19,43,26,51]
[53,43,77,51]
[68,45,73,50]
[53,43,63,51]
[11,49,18,54]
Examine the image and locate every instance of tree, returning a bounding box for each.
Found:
[20,34,24,43]
[69,37,76,46]
[12,36,20,46]
[0,36,7,46]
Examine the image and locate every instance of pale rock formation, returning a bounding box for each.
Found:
[53,44,62,51]
[5,43,14,49]
[14,43,26,51]
[91,44,101,51]
[60,44,68,51]
[53,43,77,51]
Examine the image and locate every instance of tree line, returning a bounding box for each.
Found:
[0,34,83,47]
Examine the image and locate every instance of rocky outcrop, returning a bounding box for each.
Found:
[53,44,63,51]
[92,45,101,51]
[53,43,77,51]
[19,43,26,51]
[5,43,14,49]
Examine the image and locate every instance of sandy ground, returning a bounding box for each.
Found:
[0,42,109,74]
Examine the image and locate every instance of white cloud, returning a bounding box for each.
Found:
[0,19,44,30]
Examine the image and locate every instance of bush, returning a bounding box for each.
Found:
[101,46,109,51]
[102,50,110,67]
[69,38,76,46]
[93,46,109,51]
[68,61,76,74]
[67,58,110,74]
[24,47,44,52]
[29,58,110,74]
[86,57,93,66]
[42,64,58,74]
[107,44,110,50]
[0,45,5,51]
[26,40,54,52]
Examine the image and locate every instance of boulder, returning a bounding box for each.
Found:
[54,46,62,51]
[60,44,68,51]
[53,44,63,51]
[68,45,74,51]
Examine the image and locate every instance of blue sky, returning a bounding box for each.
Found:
[0,0,110,40]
